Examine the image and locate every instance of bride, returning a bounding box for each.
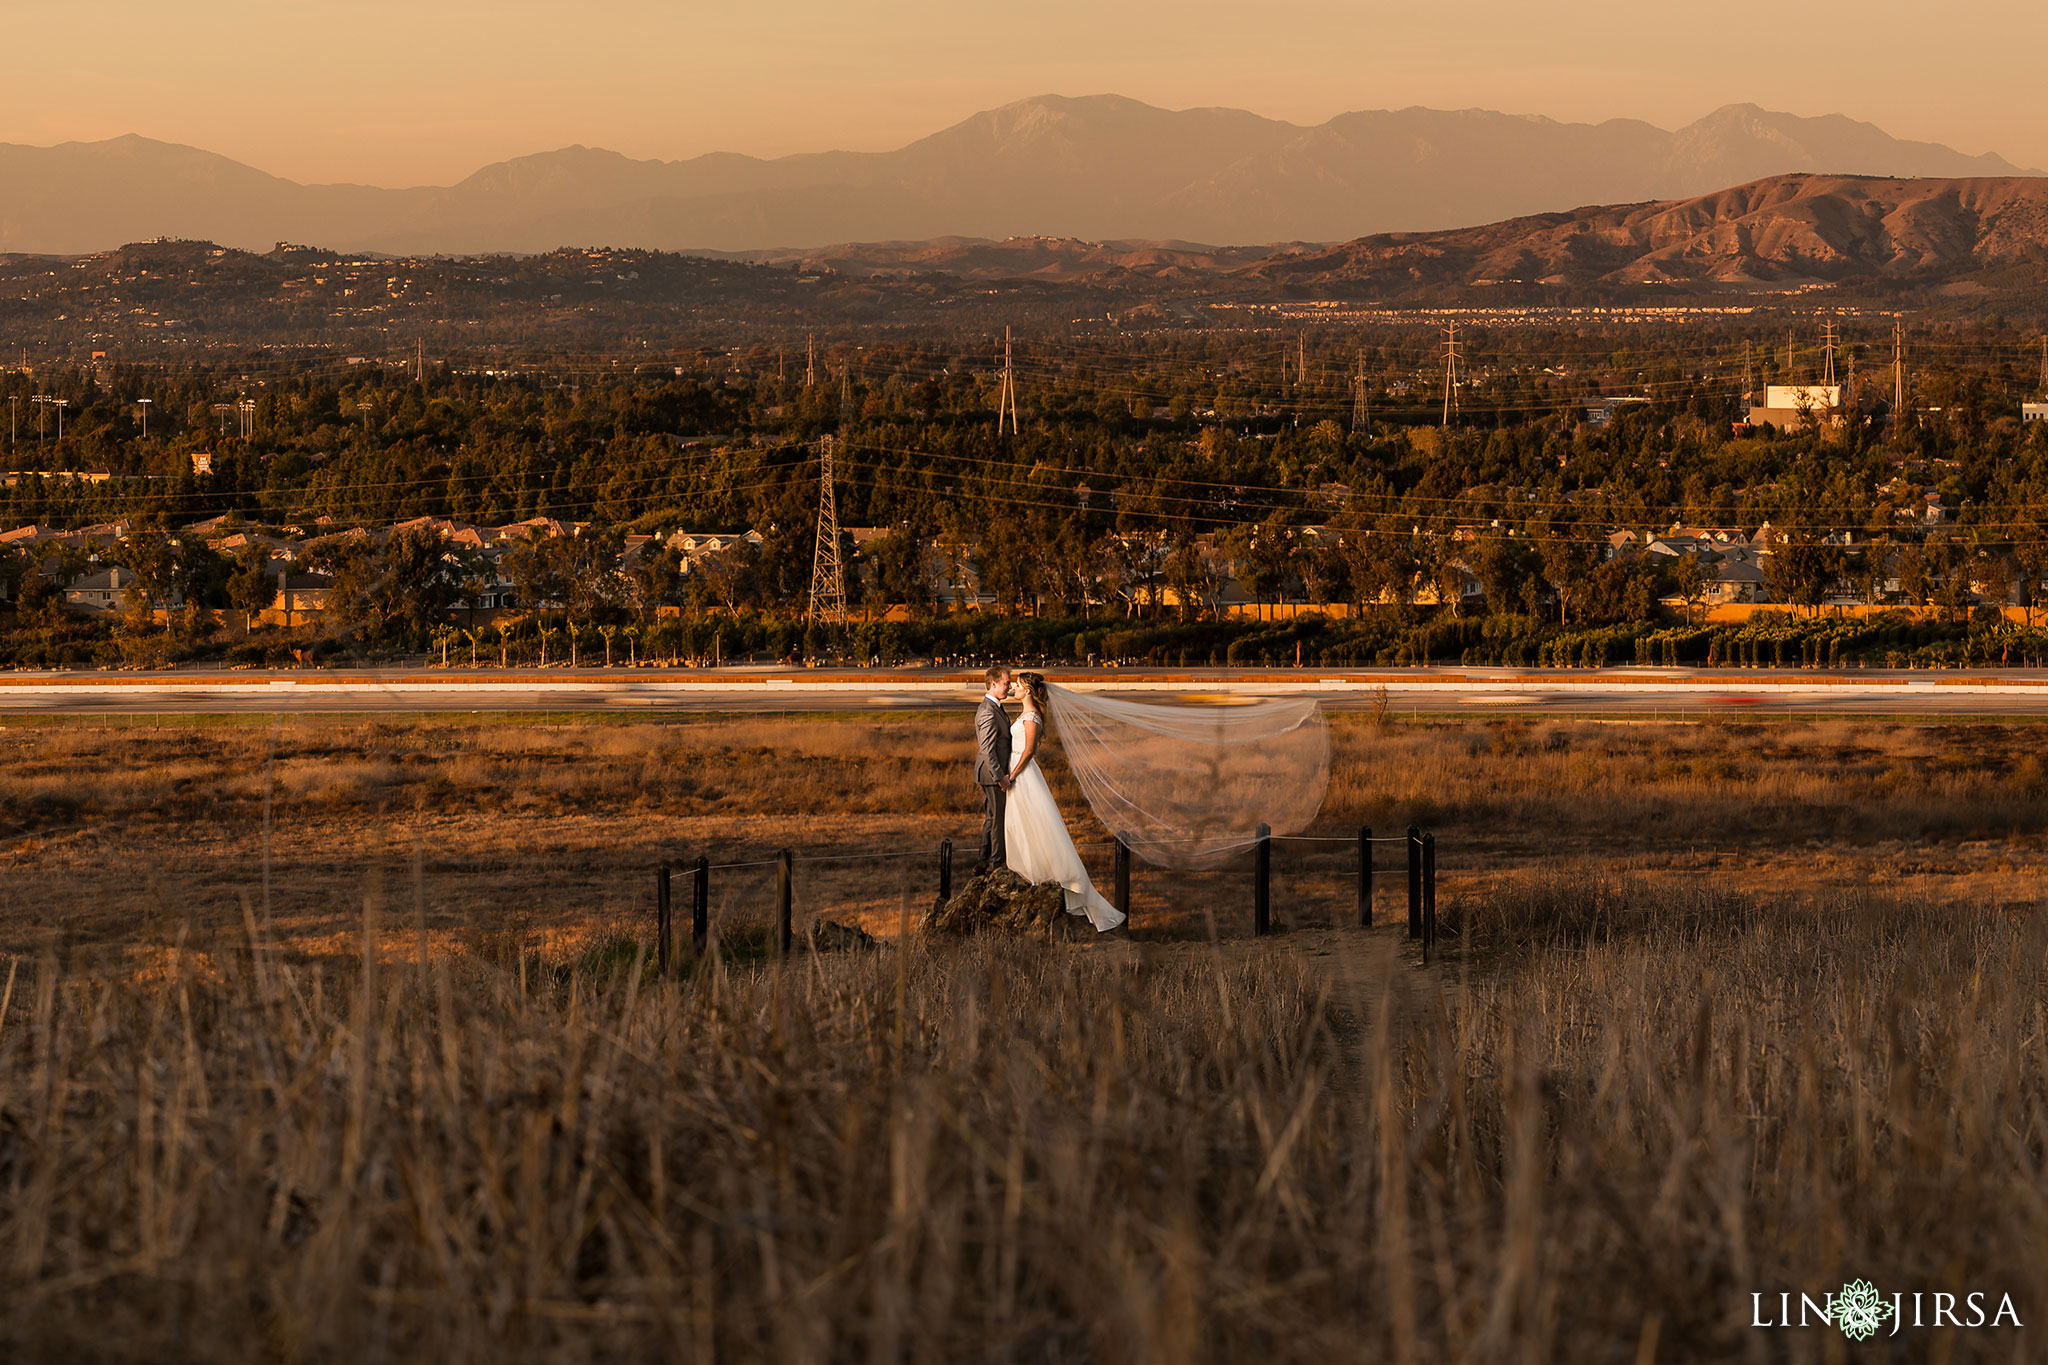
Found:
[1003,672,1126,932]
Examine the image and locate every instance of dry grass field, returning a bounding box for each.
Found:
[4,711,2046,958]
[4,712,2047,1358]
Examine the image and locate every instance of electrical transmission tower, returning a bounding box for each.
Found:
[1440,322,1463,426]
[805,334,816,388]
[1820,321,1838,386]
[1351,349,1370,434]
[996,327,1018,435]
[807,436,848,626]
[1892,320,1908,435]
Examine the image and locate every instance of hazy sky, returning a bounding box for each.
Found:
[0,0,2039,184]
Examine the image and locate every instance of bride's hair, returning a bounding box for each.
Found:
[1016,671,1049,716]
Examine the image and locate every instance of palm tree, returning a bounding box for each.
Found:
[538,623,560,668]
[598,623,620,667]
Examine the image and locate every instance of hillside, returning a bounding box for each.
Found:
[1240,174,2048,294]
[10,175,2048,353]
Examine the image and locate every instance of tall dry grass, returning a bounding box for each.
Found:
[3,879,2043,1359]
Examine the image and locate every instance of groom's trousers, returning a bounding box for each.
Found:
[978,781,1007,870]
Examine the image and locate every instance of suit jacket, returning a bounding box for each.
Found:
[974,695,1012,787]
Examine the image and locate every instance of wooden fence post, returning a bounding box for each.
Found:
[1358,825,1372,928]
[692,855,709,955]
[1253,823,1272,937]
[1113,837,1132,923]
[776,849,794,956]
[938,838,953,904]
[1407,825,1422,939]
[656,865,672,976]
[1422,832,1437,961]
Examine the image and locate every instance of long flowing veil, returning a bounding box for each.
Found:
[1044,683,1330,870]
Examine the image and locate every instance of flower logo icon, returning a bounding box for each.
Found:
[1833,1280,1894,1341]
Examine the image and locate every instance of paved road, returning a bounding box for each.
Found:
[6,667,2048,717]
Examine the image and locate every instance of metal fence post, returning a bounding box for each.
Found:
[1358,825,1372,928]
[776,849,794,956]
[1407,825,1422,939]
[1422,832,1437,961]
[1253,822,1272,937]
[692,854,709,955]
[1114,837,1131,922]
[938,838,953,904]
[656,865,672,976]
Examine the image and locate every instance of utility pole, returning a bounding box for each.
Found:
[51,398,67,442]
[1298,330,1308,388]
[996,326,1018,436]
[31,394,55,443]
[807,435,848,626]
[1351,349,1370,434]
[1821,321,1838,387]
[237,397,256,439]
[8,395,17,447]
[1892,320,1907,435]
[136,397,151,438]
[1440,322,1462,427]
[416,338,425,389]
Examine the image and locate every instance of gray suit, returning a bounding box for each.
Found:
[974,694,1012,870]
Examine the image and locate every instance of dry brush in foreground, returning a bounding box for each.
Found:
[2,879,2044,1361]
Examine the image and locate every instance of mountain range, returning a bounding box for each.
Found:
[0,95,2036,256]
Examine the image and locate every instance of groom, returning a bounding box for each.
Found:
[972,664,1014,876]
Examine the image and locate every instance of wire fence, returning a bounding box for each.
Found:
[650,822,1440,975]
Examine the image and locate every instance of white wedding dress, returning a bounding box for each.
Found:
[1004,710,1126,932]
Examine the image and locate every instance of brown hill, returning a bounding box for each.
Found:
[1242,175,2048,294]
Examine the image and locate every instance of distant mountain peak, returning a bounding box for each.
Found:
[0,97,2035,255]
